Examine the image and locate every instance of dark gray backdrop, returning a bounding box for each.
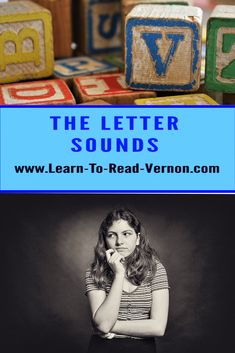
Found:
[0,194,233,353]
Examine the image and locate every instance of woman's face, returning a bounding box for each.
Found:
[105,219,140,257]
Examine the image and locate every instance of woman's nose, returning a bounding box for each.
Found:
[116,235,124,245]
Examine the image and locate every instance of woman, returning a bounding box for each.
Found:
[85,208,169,353]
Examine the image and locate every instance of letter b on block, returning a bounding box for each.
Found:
[125,5,202,91]
[0,1,54,84]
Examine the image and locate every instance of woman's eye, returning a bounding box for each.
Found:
[124,232,131,237]
[107,234,115,238]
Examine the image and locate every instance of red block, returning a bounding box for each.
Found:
[73,73,156,104]
[0,79,75,104]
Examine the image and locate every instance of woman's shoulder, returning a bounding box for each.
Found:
[146,259,167,275]
[155,259,167,272]
[85,267,92,277]
[150,259,170,291]
[85,267,94,285]
[85,267,111,293]
[85,267,103,294]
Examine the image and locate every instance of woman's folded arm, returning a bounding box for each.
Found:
[111,289,169,337]
[88,272,125,334]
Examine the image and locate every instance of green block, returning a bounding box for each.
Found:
[205,6,235,93]
[102,53,124,70]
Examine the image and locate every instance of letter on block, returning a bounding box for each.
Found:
[73,73,156,104]
[54,56,118,82]
[205,5,235,93]
[135,93,219,105]
[77,0,122,54]
[121,1,191,49]
[0,79,75,105]
[125,5,202,91]
[0,1,54,84]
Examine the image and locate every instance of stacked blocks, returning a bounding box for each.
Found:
[0,1,54,84]
[78,0,122,54]
[73,73,156,104]
[205,5,235,93]
[0,79,75,105]
[125,5,202,91]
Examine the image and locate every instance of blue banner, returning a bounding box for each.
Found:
[0,106,234,192]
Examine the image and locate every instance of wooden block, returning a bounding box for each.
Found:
[78,99,111,105]
[0,79,75,104]
[121,1,191,50]
[54,56,118,84]
[135,93,219,105]
[125,5,202,91]
[205,5,235,93]
[31,0,73,58]
[0,1,54,84]
[122,0,191,21]
[76,0,122,54]
[198,82,224,104]
[73,73,156,103]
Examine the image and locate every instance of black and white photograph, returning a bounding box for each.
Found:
[0,194,233,353]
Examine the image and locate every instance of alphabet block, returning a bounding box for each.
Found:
[122,0,191,22]
[121,0,191,49]
[79,99,111,105]
[54,56,118,83]
[73,73,156,103]
[0,79,75,104]
[205,5,235,93]
[31,0,73,58]
[0,1,54,84]
[135,93,219,105]
[125,5,202,91]
[76,0,122,54]
[121,0,191,50]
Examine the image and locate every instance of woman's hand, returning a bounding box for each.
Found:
[106,249,125,275]
[88,250,125,333]
[99,332,115,339]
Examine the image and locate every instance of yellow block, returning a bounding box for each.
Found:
[0,1,54,84]
[135,94,219,105]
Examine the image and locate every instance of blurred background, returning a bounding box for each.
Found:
[0,194,234,353]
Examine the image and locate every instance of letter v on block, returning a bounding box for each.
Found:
[125,5,202,91]
[141,32,185,76]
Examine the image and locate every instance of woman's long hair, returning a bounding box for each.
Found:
[90,208,158,287]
